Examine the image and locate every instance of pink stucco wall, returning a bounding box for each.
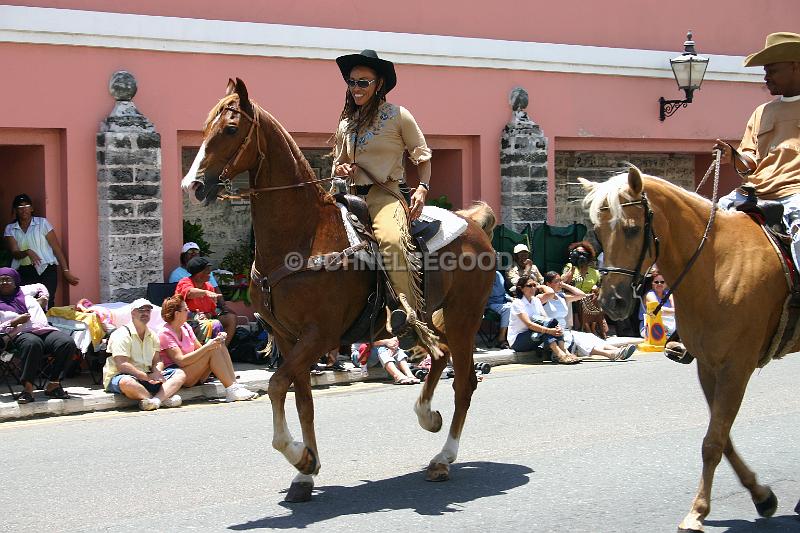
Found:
[0,2,788,303]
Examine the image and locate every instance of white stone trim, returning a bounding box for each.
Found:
[0,5,761,83]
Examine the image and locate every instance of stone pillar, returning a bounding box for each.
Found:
[500,87,548,232]
[96,71,163,302]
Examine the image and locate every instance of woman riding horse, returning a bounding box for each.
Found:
[330,49,437,353]
[181,78,496,503]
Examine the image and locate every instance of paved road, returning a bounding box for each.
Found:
[2,354,799,532]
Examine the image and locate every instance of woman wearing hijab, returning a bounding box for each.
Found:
[0,267,76,403]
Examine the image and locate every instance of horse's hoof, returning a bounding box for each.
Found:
[284,481,314,503]
[425,461,450,482]
[676,528,703,533]
[795,498,800,514]
[428,410,443,433]
[293,446,319,476]
[754,488,778,518]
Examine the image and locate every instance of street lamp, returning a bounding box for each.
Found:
[659,31,709,121]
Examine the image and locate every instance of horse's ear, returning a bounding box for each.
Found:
[225,78,236,96]
[578,177,595,192]
[627,166,643,195]
[235,78,253,115]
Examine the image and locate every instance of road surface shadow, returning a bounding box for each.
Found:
[228,461,532,530]
[705,514,800,531]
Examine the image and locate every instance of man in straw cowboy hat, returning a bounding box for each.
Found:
[667,33,800,365]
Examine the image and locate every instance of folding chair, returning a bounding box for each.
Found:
[0,333,20,399]
[146,282,178,307]
[477,309,501,348]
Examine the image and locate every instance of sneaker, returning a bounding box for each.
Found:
[226,384,258,402]
[616,344,636,361]
[139,398,161,411]
[162,394,182,408]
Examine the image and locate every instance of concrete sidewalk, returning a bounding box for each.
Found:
[0,337,646,422]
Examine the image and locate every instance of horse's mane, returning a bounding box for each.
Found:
[583,167,711,226]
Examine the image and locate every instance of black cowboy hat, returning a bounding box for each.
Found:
[336,49,397,94]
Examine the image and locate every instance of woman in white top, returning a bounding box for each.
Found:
[639,269,676,337]
[4,193,79,308]
[507,275,578,364]
[539,271,635,361]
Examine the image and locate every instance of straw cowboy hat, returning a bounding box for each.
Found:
[744,32,800,67]
[336,49,397,94]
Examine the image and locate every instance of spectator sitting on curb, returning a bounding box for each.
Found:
[353,337,420,384]
[486,270,513,349]
[102,298,185,411]
[168,242,218,288]
[176,256,236,345]
[158,294,257,403]
[507,274,579,364]
[505,243,543,286]
[539,271,635,361]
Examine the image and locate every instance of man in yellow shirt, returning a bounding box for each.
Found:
[102,298,185,411]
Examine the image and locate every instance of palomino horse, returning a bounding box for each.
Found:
[582,166,796,532]
[182,79,496,502]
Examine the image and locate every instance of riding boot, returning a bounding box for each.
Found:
[664,331,694,364]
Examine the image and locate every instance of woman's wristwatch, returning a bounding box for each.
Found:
[418,182,430,191]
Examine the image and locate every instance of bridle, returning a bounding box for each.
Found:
[212,101,334,199]
[597,194,660,302]
[598,149,722,315]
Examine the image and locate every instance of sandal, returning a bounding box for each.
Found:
[393,377,416,385]
[553,352,581,365]
[615,344,636,361]
[17,390,35,404]
[496,341,510,350]
[325,361,349,372]
[45,385,71,399]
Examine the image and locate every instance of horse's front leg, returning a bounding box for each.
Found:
[267,334,324,502]
[724,438,777,517]
[678,361,754,532]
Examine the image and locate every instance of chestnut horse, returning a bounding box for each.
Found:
[182,79,496,502]
[582,166,797,532]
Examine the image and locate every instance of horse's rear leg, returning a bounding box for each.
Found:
[678,361,755,532]
[425,326,479,482]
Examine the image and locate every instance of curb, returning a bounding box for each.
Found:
[0,340,649,422]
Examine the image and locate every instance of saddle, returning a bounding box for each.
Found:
[334,193,445,344]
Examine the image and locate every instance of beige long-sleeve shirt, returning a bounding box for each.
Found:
[332,102,432,185]
[738,96,800,200]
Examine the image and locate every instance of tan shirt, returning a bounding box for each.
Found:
[739,97,800,200]
[332,102,432,186]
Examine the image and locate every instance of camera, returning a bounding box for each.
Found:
[569,249,590,266]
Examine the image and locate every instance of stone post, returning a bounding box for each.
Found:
[500,87,548,232]
[96,71,163,302]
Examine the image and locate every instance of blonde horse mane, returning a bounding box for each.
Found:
[582,166,711,226]
[456,201,496,237]
[203,94,240,136]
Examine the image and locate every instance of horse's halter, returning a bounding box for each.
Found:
[597,193,660,301]
[212,100,334,198]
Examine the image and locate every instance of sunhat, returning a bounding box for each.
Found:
[513,243,530,254]
[744,32,800,67]
[336,49,397,94]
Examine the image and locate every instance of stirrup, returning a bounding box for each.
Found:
[664,332,694,364]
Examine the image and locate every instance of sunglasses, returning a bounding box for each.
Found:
[524,283,536,288]
[653,280,666,285]
[346,78,377,89]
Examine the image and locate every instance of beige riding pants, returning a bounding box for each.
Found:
[365,181,419,311]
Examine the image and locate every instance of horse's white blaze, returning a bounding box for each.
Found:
[431,434,460,465]
[181,139,207,203]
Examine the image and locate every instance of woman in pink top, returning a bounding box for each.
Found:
[158,294,257,403]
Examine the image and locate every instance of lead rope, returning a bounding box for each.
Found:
[653,148,722,315]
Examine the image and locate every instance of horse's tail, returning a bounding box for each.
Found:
[456,201,496,238]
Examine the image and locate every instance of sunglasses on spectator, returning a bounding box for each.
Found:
[346,78,377,89]
[0,277,15,284]
[14,204,32,209]
[653,280,666,284]
[524,283,536,288]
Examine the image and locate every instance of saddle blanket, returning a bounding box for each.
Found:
[337,203,468,254]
